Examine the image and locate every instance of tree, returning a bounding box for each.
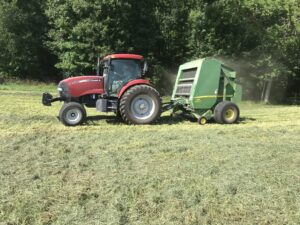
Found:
[155,0,191,65]
[0,0,298,102]
[0,0,56,79]
[46,0,160,76]
[187,0,300,103]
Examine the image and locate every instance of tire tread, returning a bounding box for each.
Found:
[119,85,162,124]
[214,101,239,124]
[59,102,86,126]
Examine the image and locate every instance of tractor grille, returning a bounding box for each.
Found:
[175,68,197,97]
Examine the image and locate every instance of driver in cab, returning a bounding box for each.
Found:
[110,63,134,93]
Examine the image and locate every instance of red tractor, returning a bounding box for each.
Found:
[43,54,162,126]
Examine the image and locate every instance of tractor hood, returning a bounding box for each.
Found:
[58,76,104,98]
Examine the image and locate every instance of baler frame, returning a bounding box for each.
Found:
[163,58,242,124]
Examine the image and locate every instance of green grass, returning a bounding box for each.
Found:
[0,83,299,225]
[0,81,57,93]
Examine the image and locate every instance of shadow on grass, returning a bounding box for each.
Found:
[83,114,187,125]
[157,115,188,125]
[239,117,257,123]
[84,115,123,125]
[159,115,257,125]
[78,115,256,126]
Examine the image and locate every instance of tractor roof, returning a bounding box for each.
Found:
[104,54,144,60]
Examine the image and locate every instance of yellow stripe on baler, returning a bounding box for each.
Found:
[193,95,233,100]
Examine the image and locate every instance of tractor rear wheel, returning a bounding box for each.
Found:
[120,85,162,124]
[214,101,239,124]
[59,102,86,126]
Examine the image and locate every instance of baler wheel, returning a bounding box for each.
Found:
[214,101,239,124]
[119,85,162,124]
[59,102,86,126]
[198,116,207,125]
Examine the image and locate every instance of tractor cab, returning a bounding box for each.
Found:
[99,54,148,96]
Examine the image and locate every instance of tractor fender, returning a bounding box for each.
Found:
[118,79,151,98]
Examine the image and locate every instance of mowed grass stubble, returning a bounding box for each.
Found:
[0,83,299,225]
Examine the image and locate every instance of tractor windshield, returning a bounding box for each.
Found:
[108,59,142,95]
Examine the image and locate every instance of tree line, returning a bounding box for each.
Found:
[0,0,299,102]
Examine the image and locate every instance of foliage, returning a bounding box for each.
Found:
[45,0,160,75]
[155,0,191,65]
[188,0,260,57]
[0,0,56,79]
[187,0,300,100]
[0,0,299,100]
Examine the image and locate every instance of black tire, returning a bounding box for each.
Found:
[214,101,240,124]
[119,85,162,124]
[59,102,86,126]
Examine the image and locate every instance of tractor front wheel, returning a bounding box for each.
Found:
[59,102,86,126]
[119,85,162,124]
[214,101,239,124]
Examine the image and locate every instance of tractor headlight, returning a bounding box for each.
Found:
[57,81,70,98]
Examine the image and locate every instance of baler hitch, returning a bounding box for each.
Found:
[162,101,176,112]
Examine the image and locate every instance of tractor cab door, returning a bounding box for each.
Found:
[107,59,142,96]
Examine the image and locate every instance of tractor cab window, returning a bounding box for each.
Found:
[108,59,142,95]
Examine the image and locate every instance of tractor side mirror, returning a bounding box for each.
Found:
[143,61,148,76]
[100,60,110,77]
[103,58,111,70]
